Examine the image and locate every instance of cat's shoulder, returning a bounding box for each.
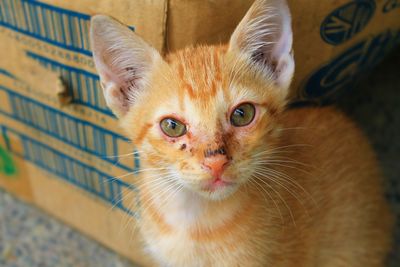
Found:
[281,106,359,133]
[279,106,373,156]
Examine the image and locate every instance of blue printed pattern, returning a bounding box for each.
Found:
[0,68,16,79]
[304,29,400,101]
[0,84,135,172]
[26,51,112,115]
[0,0,91,55]
[320,0,376,45]
[0,125,138,217]
[383,0,400,12]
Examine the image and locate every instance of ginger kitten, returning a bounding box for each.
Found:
[90,0,392,266]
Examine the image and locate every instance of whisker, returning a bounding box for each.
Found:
[122,175,178,234]
[103,149,142,159]
[253,175,296,227]
[252,161,312,175]
[248,177,284,225]
[251,144,312,158]
[252,169,311,218]
[276,127,309,132]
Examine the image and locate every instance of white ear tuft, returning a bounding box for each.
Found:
[229,0,294,90]
[90,15,162,117]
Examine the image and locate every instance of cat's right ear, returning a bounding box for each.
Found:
[90,15,162,118]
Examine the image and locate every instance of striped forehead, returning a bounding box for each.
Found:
[170,46,228,102]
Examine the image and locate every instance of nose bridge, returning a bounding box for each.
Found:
[202,129,227,157]
[204,145,226,158]
[194,104,231,175]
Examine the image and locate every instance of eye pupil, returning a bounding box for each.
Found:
[169,120,177,129]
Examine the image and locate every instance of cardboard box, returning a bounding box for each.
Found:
[0,0,399,265]
[288,0,400,103]
[0,38,153,265]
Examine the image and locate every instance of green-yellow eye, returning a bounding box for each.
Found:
[160,118,187,137]
[230,103,256,127]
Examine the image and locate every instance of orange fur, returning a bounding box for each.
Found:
[90,1,393,265]
[119,46,393,266]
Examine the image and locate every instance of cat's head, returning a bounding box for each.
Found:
[90,0,294,200]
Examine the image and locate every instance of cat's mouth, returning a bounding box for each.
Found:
[196,177,240,200]
[201,177,236,192]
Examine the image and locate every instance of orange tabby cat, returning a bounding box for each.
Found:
[90,0,392,266]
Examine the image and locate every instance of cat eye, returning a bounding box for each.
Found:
[230,103,256,127]
[160,118,187,137]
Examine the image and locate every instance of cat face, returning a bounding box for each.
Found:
[90,0,294,200]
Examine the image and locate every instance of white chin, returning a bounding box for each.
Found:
[197,184,239,201]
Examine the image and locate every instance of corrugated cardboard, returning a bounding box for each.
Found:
[288,0,400,102]
[0,0,399,265]
[0,37,153,266]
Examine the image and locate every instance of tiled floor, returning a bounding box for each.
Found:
[0,48,399,266]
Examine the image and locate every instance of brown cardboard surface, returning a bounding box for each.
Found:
[0,0,399,265]
[0,34,148,263]
[30,172,153,266]
[0,135,32,202]
[166,0,400,102]
[288,0,400,101]
[40,0,168,52]
[166,0,253,51]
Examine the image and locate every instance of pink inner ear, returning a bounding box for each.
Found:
[95,47,155,115]
[90,15,164,117]
[272,9,293,62]
[97,49,131,88]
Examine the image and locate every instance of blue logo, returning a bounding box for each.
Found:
[321,0,376,45]
[303,29,400,101]
[383,0,400,13]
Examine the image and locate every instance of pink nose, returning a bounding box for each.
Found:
[202,155,230,178]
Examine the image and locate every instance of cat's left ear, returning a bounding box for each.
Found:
[90,15,163,118]
[229,0,294,91]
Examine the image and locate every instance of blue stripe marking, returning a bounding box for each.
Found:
[25,51,113,116]
[0,84,137,172]
[0,68,16,79]
[0,0,92,56]
[1,125,11,150]
[0,125,139,217]
[0,0,135,56]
